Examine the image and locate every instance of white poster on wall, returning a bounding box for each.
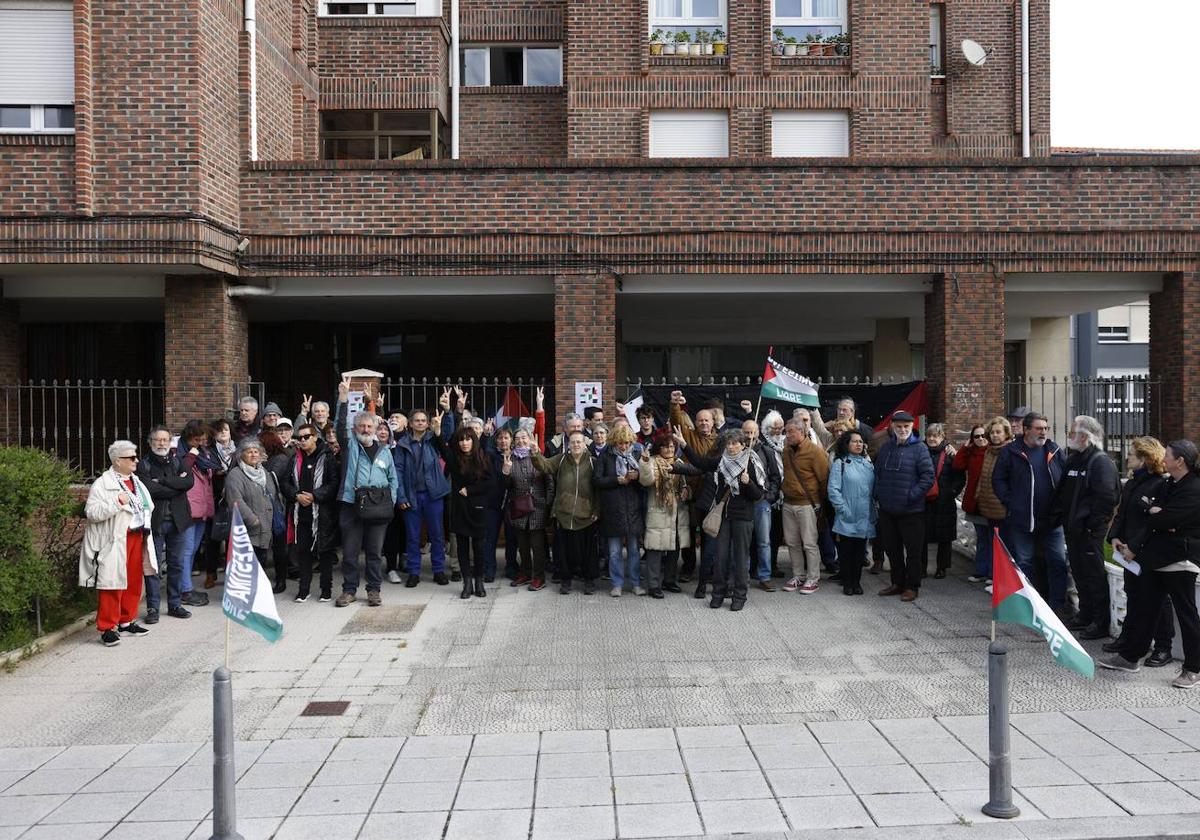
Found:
[574,381,602,417]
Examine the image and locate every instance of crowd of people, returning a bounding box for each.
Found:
[77,384,1200,690]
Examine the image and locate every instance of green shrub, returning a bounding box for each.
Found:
[0,447,84,650]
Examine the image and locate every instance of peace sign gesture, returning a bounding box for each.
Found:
[438,388,451,411]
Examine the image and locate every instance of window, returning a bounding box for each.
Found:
[772,0,846,41]
[771,110,849,157]
[929,4,946,75]
[461,46,562,87]
[649,0,725,37]
[1097,325,1130,343]
[648,110,728,158]
[320,109,448,160]
[320,0,439,16]
[0,0,74,132]
[1097,304,1148,344]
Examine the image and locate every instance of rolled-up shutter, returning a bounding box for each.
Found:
[649,110,728,158]
[0,1,75,104]
[772,110,849,157]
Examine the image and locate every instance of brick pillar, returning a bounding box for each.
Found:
[554,271,616,421]
[1149,271,1200,442]
[924,272,1005,434]
[164,276,249,429]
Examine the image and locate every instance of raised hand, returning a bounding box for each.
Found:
[483,419,495,436]
[671,425,687,447]
[740,400,753,414]
[670,390,684,405]
[536,386,545,411]
[337,379,350,402]
[438,388,451,411]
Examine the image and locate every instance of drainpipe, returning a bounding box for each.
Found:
[227,278,277,297]
[245,0,259,162]
[450,0,459,159]
[1022,0,1032,157]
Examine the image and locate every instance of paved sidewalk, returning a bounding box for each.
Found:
[3,710,1200,839]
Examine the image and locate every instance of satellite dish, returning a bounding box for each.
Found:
[961,39,991,66]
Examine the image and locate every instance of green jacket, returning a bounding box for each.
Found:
[531,449,600,531]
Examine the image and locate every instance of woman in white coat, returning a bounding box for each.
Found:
[80,440,159,646]
[637,433,691,598]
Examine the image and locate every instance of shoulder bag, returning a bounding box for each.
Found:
[355,486,394,523]
[702,487,730,538]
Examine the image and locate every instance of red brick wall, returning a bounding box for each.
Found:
[554,272,616,418]
[200,0,243,224]
[0,141,76,214]
[1149,272,1200,442]
[163,276,249,427]
[460,89,567,158]
[924,272,1005,432]
[318,18,448,112]
[461,0,563,42]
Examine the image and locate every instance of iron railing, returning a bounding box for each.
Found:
[1002,376,1160,464]
[617,375,911,401]
[377,377,553,427]
[1,380,165,479]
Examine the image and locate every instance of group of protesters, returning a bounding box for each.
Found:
[78,382,1200,690]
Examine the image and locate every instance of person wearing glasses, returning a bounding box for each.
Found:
[282,423,341,603]
[80,440,158,647]
[992,411,1069,616]
[956,420,1004,588]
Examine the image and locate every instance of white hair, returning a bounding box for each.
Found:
[311,400,329,412]
[353,411,380,429]
[562,412,581,431]
[1073,415,1104,449]
[236,438,265,457]
[239,396,258,408]
[762,409,784,430]
[108,440,136,464]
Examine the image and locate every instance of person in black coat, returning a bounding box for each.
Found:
[1052,415,1122,640]
[1102,439,1200,689]
[1105,437,1172,666]
[446,425,498,599]
[137,426,196,620]
[923,424,966,579]
[281,425,342,602]
[593,424,647,597]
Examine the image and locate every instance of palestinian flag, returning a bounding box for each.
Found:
[760,355,820,408]
[222,504,284,643]
[991,529,1093,678]
[493,386,530,434]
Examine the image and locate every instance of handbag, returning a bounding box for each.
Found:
[211,503,231,542]
[508,491,535,519]
[702,488,729,538]
[355,486,394,523]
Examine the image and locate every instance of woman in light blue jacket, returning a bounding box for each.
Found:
[827,428,877,596]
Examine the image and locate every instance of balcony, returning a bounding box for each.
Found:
[648,27,727,62]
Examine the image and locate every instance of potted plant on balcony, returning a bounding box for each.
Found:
[830,32,849,56]
[805,32,823,56]
[688,31,702,55]
[783,36,798,56]
[650,28,666,56]
[712,27,726,55]
[772,27,785,56]
[696,28,712,55]
[675,30,691,56]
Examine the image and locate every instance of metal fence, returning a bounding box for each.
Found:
[1003,376,1160,464]
[377,377,553,426]
[1,380,165,479]
[617,374,915,402]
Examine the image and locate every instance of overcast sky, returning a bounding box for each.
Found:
[1052,0,1200,150]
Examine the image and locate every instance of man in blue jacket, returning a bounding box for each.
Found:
[393,407,452,588]
[991,411,1069,614]
[873,412,935,601]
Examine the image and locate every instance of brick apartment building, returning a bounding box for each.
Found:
[1,0,1198,445]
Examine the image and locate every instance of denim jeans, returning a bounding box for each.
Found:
[751,500,772,582]
[340,506,388,593]
[972,522,993,578]
[1003,525,1069,611]
[483,507,519,579]
[148,519,186,612]
[180,520,206,594]
[403,491,446,574]
[608,535,642,588]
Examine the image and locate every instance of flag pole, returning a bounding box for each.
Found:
[755,346,773,421]
[225,616,231,671]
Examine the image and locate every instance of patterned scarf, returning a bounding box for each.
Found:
[613,448,640,478]
[719,448,766,496]
[652,455,681,509]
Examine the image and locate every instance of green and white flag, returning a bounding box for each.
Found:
[222,504,283,644]
[992,530,1093,678]
[760,355,820,408]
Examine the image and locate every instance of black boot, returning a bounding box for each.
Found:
[460,577,472,599]
[473,577,486,598]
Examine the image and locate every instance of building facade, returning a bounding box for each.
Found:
[1,0,1198,442]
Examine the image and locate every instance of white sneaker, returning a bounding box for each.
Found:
[967,575,987,583]
[610,587,622,598]
[783,577,801,592]
[633,586,647,596]
[1172,669,1200,690]
[984,583,993,594]
[387,570,402,585]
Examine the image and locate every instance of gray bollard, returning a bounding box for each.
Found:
[982,641,1020,819]
[210,666,244,840]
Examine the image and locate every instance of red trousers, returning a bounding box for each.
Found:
[96,530,145,631]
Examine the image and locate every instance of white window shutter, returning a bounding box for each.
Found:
[414,0,440,15]
[649,111,728,158]
[0,2,75,105]
[772,110,849,157]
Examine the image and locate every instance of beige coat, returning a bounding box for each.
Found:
[79,469,159,590]
[638,456,692,552]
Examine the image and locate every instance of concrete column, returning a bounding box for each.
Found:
[164,276,249,429]
[1149,271,1200,441]
[924,271,1005,434]
[554,271,616,421]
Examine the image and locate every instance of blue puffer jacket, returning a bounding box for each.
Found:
[828,454,877,539]
[991,437,1065,535]
[872,431,934,515]
[393,430,451,507]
